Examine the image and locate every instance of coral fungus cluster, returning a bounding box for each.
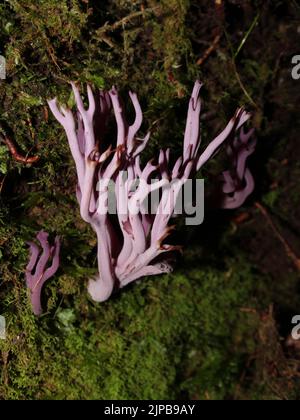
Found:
[47,81,255,302]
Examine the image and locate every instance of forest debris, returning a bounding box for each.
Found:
[255,202,300,272]
[2,135,39,164]
[196,34,221,66]
[233,212,251,225]
[196,0,224,66]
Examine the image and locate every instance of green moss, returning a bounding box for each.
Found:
[0,258,260,400]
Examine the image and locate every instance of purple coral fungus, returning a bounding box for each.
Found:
[48,81,254,302]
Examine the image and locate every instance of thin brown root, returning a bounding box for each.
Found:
[255,202,300,272]
[196,34,221,66]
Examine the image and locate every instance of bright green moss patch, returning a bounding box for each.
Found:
[0,259,260,400]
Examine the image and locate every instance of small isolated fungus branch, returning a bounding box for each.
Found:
[220,126,256,209]
[48,80,255,302]
[26,231,61,316]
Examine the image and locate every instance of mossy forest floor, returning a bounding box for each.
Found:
[0,0,300,400]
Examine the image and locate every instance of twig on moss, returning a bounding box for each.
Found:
[40,31,61,71]
[255,202,300,272]
[0,175,7,193]
[96,7,158,37]
[1,135,39,164]
[196,34,221,66]
[196,0,224,67]
[1,351,9,386]
[93,8,157,48]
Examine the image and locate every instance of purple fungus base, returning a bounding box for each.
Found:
[26,231,61,316]
[48,81,255,302]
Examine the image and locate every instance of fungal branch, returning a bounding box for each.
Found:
[220,126,256,209]
[26,231,61,316]
[48,80,255,302]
